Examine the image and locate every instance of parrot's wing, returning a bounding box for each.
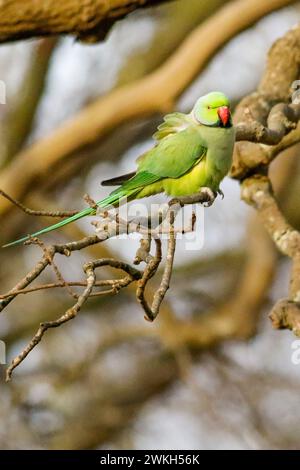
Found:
[115,125,207,193]
[153,112,193,141]
[102,114,198,188]
[139,125,207,179]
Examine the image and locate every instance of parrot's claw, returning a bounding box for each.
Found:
[200,187,216,207]
[217,188,224,199]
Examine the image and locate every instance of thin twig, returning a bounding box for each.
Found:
[31,237,78,300]
[5,262,97,381]
[0,189,78,217]
[136,207,177,321]
[5,257,142,380]
[150,209,176,321]
[0,279,125,298]
[136,238,162,321]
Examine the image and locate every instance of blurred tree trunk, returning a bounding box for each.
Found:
[0,39,58,167]
[117,0,230,85]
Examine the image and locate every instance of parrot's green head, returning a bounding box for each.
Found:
[192,91,232,128]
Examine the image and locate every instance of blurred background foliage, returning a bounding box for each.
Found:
[0,0,300,449]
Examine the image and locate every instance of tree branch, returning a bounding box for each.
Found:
[241,176,300,336]
[0,189,78,218]
[1,188,215,379]
[232,21,300,178]
[0,0,171,44]
[232,21,300,336]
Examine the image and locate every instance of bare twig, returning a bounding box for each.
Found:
[136,238,163,321]
[149,209,176,321]
[1,186,216,377]
[5,257,142,380]
[0,279,125,298]
[31,237,78,300]
[0,189,78,218]
[136,204,179,321]
[5,262,96,381]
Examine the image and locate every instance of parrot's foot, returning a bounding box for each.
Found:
[217,188,224,199]
[199,187,216,207]
[169,188,216,208]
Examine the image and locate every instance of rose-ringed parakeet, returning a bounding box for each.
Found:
[3,91,235,248]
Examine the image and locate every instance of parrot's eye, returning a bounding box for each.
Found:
[207,105,211,109]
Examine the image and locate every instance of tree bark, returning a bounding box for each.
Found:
[0,0,170,43]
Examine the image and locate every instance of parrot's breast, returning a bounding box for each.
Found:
[163,126,235,196]
[162,160,208,196]
[136,124,235,200]
[201,125,235,188]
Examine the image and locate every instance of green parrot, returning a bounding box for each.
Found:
[3,91,235,248]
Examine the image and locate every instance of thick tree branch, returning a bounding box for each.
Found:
[228,20,300,338]
[241,177,300,260]
[0,0,171,44]
[232,22,300,178]
[235,103,300,145]
[241,176,300,336]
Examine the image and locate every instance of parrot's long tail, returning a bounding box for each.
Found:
[3,189,135,248]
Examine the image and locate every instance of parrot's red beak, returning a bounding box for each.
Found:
[217,106,230,126]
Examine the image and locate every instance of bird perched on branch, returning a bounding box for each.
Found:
[3,91,235,247]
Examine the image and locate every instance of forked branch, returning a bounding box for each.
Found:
[1,188,215,379]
